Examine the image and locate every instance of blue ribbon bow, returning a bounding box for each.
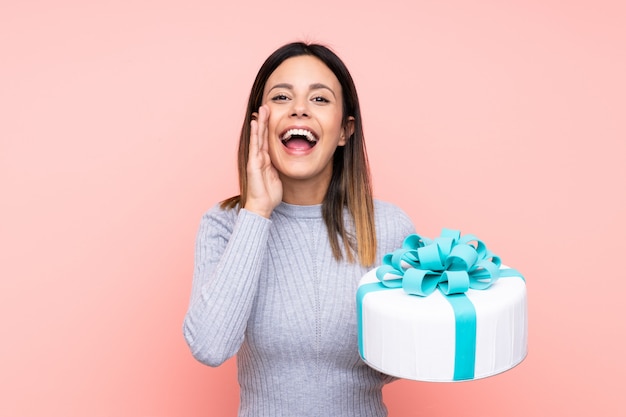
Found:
[375,228,512,297]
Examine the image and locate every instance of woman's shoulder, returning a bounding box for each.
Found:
[373,199,411,218]
[196,201,242,234]
[203,201,239,220]
[199,200,272,234]
[372,199,416,261]
[373,199,415,233]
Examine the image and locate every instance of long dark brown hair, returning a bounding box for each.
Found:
[221,42,376,266]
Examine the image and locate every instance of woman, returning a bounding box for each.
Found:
[183,41,415,417]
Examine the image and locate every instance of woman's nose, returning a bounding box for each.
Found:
[290,99,309,117]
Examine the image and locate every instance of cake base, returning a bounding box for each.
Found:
[357,267,527,382]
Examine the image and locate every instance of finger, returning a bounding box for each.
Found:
[250,118,259,155]
[257,105,269,154]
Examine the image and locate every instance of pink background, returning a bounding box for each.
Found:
[1,1,624,416]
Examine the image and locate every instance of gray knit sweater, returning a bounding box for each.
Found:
[183,200,415,417]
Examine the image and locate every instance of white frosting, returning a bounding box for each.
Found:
[358,267,527,382]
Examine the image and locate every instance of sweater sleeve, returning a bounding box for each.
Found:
[182,206,271,367]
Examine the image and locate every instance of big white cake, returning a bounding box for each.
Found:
[356,229,527,382]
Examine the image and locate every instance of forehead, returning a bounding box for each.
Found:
[265,55,342,91]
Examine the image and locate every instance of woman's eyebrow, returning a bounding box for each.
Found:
[267,83,293,92]
[267,82,336,98]
[310,83,336,98]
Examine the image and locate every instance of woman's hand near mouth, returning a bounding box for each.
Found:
[244,105,283,218]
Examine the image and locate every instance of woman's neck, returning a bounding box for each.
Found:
[280,175,330,206]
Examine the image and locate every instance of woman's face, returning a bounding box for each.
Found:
[262,55,353,192]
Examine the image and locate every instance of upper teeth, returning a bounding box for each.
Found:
[282,128,317,142]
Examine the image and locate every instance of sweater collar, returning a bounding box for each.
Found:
[273,201,323,219]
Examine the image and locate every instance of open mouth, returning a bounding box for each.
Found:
[281,128,318,150]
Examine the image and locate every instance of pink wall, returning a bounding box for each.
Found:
[1,1,624,415]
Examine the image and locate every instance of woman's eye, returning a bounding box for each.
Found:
[271,94,289,101]
[312,96,329,103]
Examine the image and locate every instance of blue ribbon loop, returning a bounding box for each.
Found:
[358,228,524,381]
